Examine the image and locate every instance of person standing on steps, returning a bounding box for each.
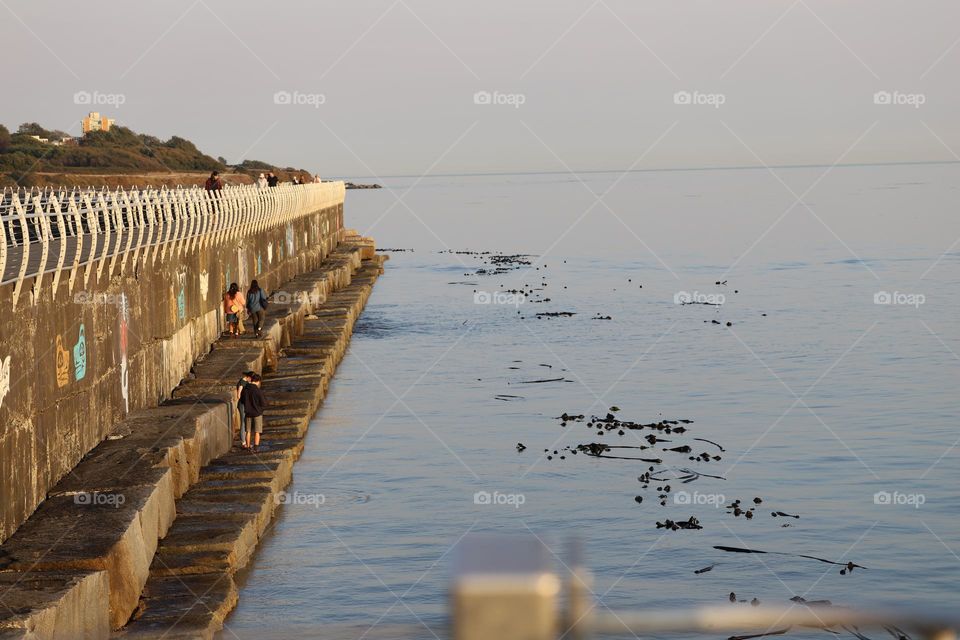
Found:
[223,283,245,337]
[246,279,269,338]
[241,373,267,452]
[235,371,254,449]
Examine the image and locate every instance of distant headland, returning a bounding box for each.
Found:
[0,114,319,189]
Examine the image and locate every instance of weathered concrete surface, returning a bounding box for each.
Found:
[0,398,232,631]
[0,198,346,544]
[0,231,378,639]
[118,252,384,639]
[0,570,110,639]
[0,235,377,638]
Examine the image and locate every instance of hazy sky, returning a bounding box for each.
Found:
[2,0,958,177]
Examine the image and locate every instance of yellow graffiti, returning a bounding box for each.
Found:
[56,335,71,388]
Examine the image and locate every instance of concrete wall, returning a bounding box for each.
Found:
[0,197,346,543]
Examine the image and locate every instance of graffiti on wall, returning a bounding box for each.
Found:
[0,355,10,409]
[199,270,209,301]
[55,324,87,387]
[176,270,187,321]
[73,325,87,381]
[119,293,130,413]
[257,253,263,274]
[287,223,296,255]
[237,247,248,288]
[267,242,273,265]
[56,335,71,388]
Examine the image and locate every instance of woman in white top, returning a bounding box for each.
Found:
[256,173,268,188]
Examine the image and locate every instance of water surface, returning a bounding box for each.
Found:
[221,164,960,639]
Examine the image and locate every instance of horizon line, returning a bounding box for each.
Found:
[331,158,960,182]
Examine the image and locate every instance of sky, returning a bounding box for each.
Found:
[1,0,958,177]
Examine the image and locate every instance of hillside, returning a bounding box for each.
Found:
[0,122,315,188]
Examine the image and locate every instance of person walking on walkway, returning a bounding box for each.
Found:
[223,283,246,337]
[241,373,267,451]
[267,172,279,187]
[204,171,224,192]
[235,370,254,449]
[256,173,268,188]
[246,279,269,338]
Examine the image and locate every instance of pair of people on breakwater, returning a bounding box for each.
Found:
[256,172,281,188]
[223,280,269,338]
[236,370,267,451]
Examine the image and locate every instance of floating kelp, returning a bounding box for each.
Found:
[657,516,702,531]
[694,437,726,451]
[576,443,662,463]
[728,628,791,640]
[713,546,866,573]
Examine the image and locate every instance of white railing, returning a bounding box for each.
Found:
[452,535,958,640]
[0,182,345,308]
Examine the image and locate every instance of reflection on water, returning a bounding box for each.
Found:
[221,164,960,639]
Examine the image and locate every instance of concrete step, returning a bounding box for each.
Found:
[0,399,232,633]
[116,255,383,639]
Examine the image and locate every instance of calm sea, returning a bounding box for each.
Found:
[219,164,960,639]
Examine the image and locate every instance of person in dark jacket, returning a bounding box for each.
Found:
[236,370,254,449]
[266,172,279,187]
[246,280,268,338]
[204,171,224,192]
[241,373,267,451]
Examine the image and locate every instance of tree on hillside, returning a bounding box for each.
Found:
[0,125,10,153]
[17,122,48,136]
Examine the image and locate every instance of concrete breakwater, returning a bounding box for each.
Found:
[0,235,383,638]
[0,183,347,544]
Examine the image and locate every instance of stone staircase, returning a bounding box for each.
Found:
[0,234,382,640]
